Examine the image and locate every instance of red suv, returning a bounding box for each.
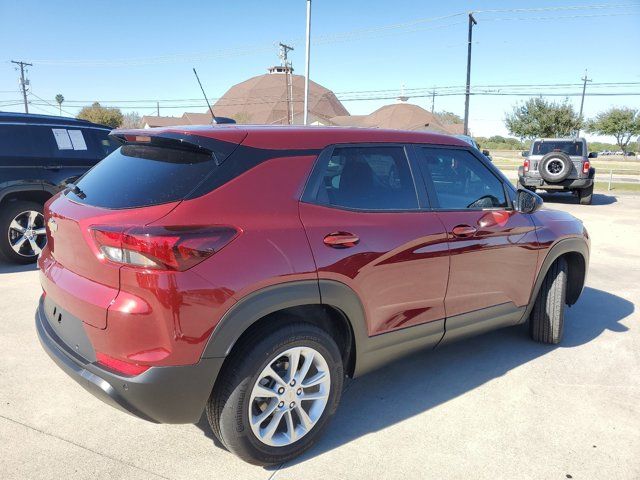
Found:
[36,126,589,465]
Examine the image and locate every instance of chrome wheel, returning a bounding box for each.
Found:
[248,346,331,447]
[8,210,46,257]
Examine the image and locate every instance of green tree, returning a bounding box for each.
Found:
[436,110,463,124]
[77,102,123,128]
[231,111,252,124]
[55,94,64,115]
[505,98,582,140]
[586,108,640,154]
[121,111,142,129]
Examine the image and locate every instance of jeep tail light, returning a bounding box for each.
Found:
[90,225,238,271]
[523,159,530,173]
[582,161,590,174]
[96,352,150,376]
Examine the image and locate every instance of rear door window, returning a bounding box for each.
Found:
[417,147,508,210]
[311,146,419,210]
[68,144,220,208]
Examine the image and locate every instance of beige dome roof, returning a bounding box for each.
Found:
[361,103,451,133]
[212,72,349,125]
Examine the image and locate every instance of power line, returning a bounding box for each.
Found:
[14,89,639,113]
[480,11,636,22]
[24,4,638,68]
[475,3,638,14]
[15,81,639,106]
[28,91,76,117]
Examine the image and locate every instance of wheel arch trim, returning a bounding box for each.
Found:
[201,280,323,358]
[200,279,370,375]
[0,184,46,204]
[519,237,589,323]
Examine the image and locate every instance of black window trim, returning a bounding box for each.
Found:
[300,142,426,213]
[409,143,516,212]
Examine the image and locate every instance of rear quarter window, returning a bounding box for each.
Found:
[0,125,37,158]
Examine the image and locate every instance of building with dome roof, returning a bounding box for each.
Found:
[212,66,349,125]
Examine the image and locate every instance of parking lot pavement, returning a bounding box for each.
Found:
[1,193,638,480]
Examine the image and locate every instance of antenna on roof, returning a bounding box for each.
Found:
[192,68,217,124]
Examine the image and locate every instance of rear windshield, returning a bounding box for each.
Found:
[531,141,584,156]
[67,144,218,208]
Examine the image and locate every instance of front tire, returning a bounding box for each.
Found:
[529,258,568,344]
[207,322,344,466]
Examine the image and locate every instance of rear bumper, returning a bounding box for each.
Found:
[518,175,594,190]
[36,296,223,424]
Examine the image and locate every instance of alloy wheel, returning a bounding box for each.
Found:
[248,346,331,447]
[8,210,46,258]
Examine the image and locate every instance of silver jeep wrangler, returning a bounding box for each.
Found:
[518,137,597,205]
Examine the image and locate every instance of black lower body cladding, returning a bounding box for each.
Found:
[36,296,224,424]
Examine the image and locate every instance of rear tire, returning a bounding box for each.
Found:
[529,257,568,344]
[0,201,45,264]
[578,185,593,205]
[207,322,344,466]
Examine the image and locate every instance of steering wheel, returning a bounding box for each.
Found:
[467,195,500,209]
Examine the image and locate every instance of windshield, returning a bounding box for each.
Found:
[531,141,584,156]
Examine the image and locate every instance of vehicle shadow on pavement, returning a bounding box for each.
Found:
[237,286,630,467]
[0,261,38,275]
[539,192,617,206]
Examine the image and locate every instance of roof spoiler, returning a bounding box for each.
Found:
[109,129,247,164]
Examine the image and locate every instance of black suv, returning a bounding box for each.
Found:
[0,113,119,263]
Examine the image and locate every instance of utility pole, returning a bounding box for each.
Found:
[157,101,160,116]
[279,43,295,124]
[577,70,592,136]
[431,90,436,113]
[463,13,477,136]
[11,60,32,114]
[303,0,312,125]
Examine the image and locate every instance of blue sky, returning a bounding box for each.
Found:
[1,0,639,139]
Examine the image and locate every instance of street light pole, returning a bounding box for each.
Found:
[303,0,312,125]
[463,12,477,136]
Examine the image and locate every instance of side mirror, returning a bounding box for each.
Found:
[588,152,598,158]
[515,189,543,214]
[521,151,530,157]
[482,149,490,156]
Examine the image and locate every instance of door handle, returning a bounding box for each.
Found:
[451,225,477,238]
[44,165,62,170]
[323,232,360,248]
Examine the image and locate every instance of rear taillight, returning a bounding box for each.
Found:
[523,159,530,173]
[582,161,590,174]
[90,225,238,271]
[96,352,150,376]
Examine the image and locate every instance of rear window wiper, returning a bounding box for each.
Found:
[66,182,86,199]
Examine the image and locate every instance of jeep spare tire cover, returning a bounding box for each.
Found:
[539,152,572,183]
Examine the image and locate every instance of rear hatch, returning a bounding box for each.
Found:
[40,128,246,329]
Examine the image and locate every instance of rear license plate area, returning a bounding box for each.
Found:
[43,296,97,362]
